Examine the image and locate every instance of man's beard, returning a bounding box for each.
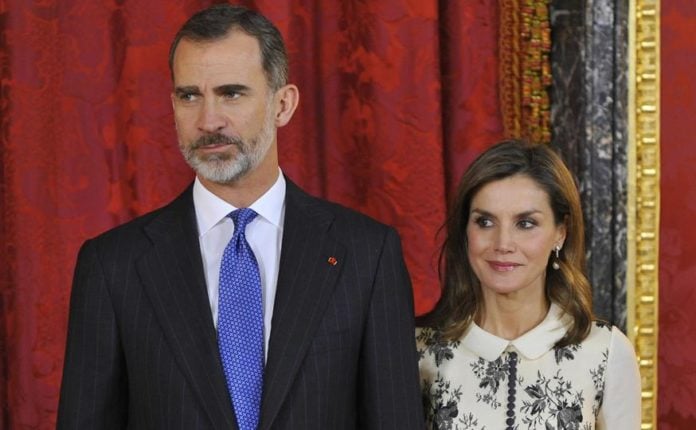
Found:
[179,114,275,184]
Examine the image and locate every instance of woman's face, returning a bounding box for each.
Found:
[466,174,566,299]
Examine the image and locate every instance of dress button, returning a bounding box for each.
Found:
[506,417,514,425]
[508,395,515,402]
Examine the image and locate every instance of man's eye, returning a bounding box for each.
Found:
[222,91,241,100]
[178,93,197,102]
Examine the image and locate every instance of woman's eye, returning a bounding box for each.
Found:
[474,217,493,228]
[518,219,536,229]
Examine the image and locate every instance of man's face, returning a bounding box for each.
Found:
[171,31,277,184]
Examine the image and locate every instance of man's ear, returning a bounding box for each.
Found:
[273,84,299,127]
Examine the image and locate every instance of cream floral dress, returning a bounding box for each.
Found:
[416,303,640,429]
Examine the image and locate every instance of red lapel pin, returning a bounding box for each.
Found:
[327,256,338,266]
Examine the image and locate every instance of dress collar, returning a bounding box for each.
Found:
[193,169,286,237]
[460,302,570,361]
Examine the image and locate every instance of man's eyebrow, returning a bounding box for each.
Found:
[174,86,200,96]
[213,84,250,95]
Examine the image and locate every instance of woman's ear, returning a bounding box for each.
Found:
[556,216,568,249]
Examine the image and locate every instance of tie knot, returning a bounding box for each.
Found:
[230,208,258,232]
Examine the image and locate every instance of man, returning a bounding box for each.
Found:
[57,4,423,430]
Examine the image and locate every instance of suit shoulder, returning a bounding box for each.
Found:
[87,205,166,244]
[84,187,192,249]
[324,198,391,228]
[286,179,394,233]
[310,197,400,249]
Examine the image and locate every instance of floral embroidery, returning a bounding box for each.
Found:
[417,327,461,366]
[471,355,514,409]
[521,369,585,429]
[554,343,581,364]
[590,349,609,415]
[422,373,464,430]
[423,374,490,429]
[594,320,611,331]
[417,318,622,429]
[458,412,485,430]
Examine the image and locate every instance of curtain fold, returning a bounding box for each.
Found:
[660,1,696,427]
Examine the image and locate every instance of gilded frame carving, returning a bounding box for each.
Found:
[499,0,552,144]
[627,1,659,429]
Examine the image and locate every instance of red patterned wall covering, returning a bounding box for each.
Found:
[659,1,696,428]
[0,1,503,427]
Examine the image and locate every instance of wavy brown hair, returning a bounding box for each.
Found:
[421,140,593,348]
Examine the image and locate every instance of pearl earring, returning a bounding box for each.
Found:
[552,245,561,270]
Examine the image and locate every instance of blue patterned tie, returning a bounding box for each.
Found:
[218,208,264,430]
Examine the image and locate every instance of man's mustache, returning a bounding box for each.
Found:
[190,133,243,150]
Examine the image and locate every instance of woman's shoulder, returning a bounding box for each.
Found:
[586,320,629,342]
[577,320,613,347]
[589,319,614,336]
[597,322,639,364]
[415,325,438,340]
[416,326,464,368]
[579,320,636,359]
[415,326,456,351]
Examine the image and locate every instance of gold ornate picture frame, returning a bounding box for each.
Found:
[498,1,658,425]
[627,0,660,428]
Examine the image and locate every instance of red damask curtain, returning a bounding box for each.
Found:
[0,1,503,427]
[660,1,696,427]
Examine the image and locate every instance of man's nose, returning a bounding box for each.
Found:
[197,101,226,133]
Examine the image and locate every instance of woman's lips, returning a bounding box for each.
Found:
[487,261,521,272]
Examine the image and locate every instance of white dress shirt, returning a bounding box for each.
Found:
[417,303,641,429]
[193,172,285,361]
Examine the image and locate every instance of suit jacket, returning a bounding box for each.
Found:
[57,178,424,429]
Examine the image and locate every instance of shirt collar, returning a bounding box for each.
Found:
[461,302,570,361]
[193,169,286,236]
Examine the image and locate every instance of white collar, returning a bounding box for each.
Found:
[461,302,570,361]
[193,169,286,236]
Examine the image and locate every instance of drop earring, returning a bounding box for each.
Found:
[552,245,561,270]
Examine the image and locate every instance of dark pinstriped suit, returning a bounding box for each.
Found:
[57,178,424,429]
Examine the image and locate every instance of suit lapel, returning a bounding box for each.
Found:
[259,180,346,430]
[136,187,238,430]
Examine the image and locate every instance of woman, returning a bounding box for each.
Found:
[417,140,640,429]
